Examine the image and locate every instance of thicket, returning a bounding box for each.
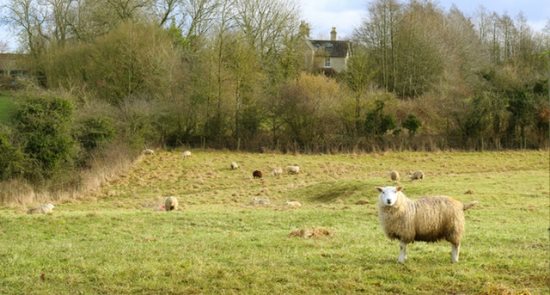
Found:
[0,0,548,187]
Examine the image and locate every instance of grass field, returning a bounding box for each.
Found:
[0,150,548,294]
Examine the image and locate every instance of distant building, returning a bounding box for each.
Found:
[303,27,352,74]
[0,53,27,77]
[0,54,28,89]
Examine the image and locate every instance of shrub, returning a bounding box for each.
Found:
[403,114,422,136]
[0,128,26,180]
[365,100,396,136]
[75,117,115,152]
[13,96,77,181]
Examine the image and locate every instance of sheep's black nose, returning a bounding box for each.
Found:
[386,200,391,205]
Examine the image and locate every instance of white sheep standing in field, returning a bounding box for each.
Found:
[230,161,239,170]
[27,203,55,214]
[390,170,400,181]
[182,150,192,158]
[164,196,179,211]
[286,165,300,175]
[409,170,424,180]
[377,186,477,263]
[271,167,283,176]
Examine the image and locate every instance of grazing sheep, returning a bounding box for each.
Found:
[286,165,300,174]
[143,149,155,155]
[230,161,239,170]
[285,200,302,208]
[27,203,55,214]
[182,150,192,158]
[164,196,178,211]
[377,186,477,263]
[409,170,424,180]
[252,170,263,178]
[390,170,400,181]
[271,167,283,176]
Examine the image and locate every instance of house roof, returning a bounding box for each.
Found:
[308,40,351,58]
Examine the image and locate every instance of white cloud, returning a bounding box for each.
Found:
[298,0,365,40]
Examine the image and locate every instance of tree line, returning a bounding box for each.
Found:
[0,0,548,185]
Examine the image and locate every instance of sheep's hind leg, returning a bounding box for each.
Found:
[451,243,460,263]
[398,241,408,263]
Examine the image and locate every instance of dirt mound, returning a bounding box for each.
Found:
[289,227,333,239]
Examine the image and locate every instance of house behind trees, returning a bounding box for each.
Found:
[303,27,352,74]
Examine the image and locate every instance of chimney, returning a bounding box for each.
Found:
[330,27,337,41]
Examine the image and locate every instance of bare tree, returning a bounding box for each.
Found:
[355,0,401,92]
[4,0,49,54]
[233,0,299,59]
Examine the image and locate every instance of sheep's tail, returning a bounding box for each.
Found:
[463,201,478,211]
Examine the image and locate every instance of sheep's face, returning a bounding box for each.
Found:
[377,186,401,207]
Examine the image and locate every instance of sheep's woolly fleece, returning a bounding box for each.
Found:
[27,203,55,214]
[390,170,400,181]
[377,186,477,263]
[164,196,179,211]
[286,165,300,174]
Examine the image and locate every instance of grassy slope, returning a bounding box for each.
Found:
[0,151,548,294]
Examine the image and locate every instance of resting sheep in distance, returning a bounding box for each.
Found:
[143,149,155,155]
[271,167,283,176]
[182,150,192,158]
[27,203,55,214]
[230,161,239,170]
[253,170,263,179]
[377,186,477,263]
[164,196,178,211]
[409,170,424,180]
[285,200,302,208]
[286,165,300,174]
[390,170,400,181]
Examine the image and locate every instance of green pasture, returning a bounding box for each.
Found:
[0,151,548,294]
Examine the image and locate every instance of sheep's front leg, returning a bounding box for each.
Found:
[398,241,408,263]
[451,243,460,263]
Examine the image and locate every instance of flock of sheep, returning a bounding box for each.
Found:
[27,149,478,264]
[152,150,303,211]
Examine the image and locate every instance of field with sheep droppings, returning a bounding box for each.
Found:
[0,150,548,294]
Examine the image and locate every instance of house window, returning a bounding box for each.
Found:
[324,57,331,67]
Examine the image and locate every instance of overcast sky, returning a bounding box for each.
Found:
[0,0,548,51]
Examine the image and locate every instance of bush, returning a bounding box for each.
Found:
[13,96,77,181]
[365,100,396,136]
[75,117,115,152]
[403,114,422,136]
[0,128,26,180]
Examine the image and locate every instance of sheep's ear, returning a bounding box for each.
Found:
[396,186,402,191]
[376,187,383,192]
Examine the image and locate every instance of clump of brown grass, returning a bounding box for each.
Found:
[289,227,333,239]
[480,282,532,295]
[355,199,369,205]
[0,179,36,206]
